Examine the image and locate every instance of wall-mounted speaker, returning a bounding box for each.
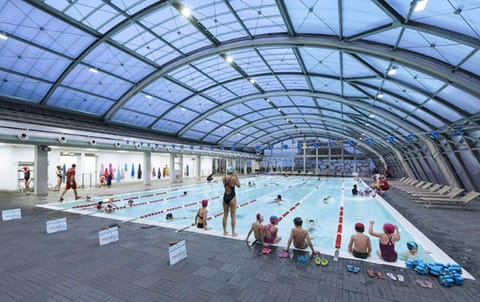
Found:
[135,143,142,149]
[114,142,122,148]
[89,139,97,146]
[17,132,29,141]
[58,136,67,144]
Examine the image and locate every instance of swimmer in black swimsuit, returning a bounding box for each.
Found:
[222,166,241,237]
[195,199,208,229]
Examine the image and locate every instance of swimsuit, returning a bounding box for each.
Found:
[24,170,30,181]
[263,224,276,244]
[379,235,397,262]
[223,178,236,204]
[196,213,204,229]
[352,250,369,259]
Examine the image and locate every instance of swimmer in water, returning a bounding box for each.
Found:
[323,196,334,204]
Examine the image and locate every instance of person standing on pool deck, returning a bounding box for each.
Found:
[222,166,241,237]
[59,164,80,202]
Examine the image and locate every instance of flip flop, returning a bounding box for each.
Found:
[262,247,272,254]
[278,251,290,258]
[375,271,385,279]
[346,265,354,272]
[397,274,404,282]
[367,269,376,278]
[386,272,397,281]
[352,266,360,274]
[424,280,433,288]
[416,279,427,288]
[314,256,321,265]
[321,258,328,266]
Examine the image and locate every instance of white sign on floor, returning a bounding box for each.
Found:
[46,218,67,234]
[169,240,187,266]
[2,208,22,221]
[98,226,119,246]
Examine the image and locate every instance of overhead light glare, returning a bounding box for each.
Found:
[249,78,255,84]
[369,114,375,118]
[365,123,370,126]
[225,55,233,63]
[0,33,8,40]
[88,67,98,73]
[377,92,384,98]
[414,0,429,12]
[145,94,152,99]
[387,67,397,75]
[181,7,192,17]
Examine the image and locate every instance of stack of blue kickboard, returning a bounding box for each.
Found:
[405,260,464,286]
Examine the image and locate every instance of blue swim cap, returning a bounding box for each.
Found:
[227,166,235,173]
[407,241,418,250]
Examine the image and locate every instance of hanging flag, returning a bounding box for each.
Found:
[116,165,121,183]
[158,167,161,179]
[407,134,416,142]
[347,140,355,147]
[131,163,135,177]
[255,145,261,151]
[186,164,189,176]
[454,129,464,137]
[429,131,440,139]
[62,164,66,182]
[312,143,318,149]
[365,138,374,145]
[137,164,142,179]
[386,136,395,143]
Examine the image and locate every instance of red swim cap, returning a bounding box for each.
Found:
[383,223,395,234]
[201,199,208,207]
[354,222,364,232]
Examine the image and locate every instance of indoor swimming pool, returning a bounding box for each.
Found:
[41,175,471,277]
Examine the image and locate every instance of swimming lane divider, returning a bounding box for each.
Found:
[189,198,257,227]
[139,196,221,219]
[334,179,346,250]
[277,185,319,224]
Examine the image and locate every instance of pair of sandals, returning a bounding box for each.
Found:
[262,247,272,254]
[416,279,433,288]
[367,269,384,279]
[314,255,329,266]
[346,264,361,273]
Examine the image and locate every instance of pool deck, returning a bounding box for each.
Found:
[0,177,478,301]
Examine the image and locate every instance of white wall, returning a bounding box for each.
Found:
[0,144,34,191]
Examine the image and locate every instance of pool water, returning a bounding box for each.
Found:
[50,176,434,262]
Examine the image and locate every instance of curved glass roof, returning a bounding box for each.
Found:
[0,0,479,153]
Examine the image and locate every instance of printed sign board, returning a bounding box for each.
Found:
[169,240,187,266]
[98,226,119,246]
[46,218,67,234]
[2,208,22,221]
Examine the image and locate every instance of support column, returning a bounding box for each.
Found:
[196,155,201,181]
[35,145,49,196]
[170,153,175,184]
[244,159,248,176]
[302,142,306,174]
[144,151,151,186]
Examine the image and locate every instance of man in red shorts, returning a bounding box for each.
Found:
[59,164,80,202]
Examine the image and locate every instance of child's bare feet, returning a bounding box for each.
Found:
[232,233,238,237]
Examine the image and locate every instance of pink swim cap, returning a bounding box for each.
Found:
[201,199,208,207]
[270,216,278,224]
[383,223,395,234]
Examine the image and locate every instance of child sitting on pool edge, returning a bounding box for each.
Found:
[347,222,371,259]
[284,217,319,255]
[245,213,265,246]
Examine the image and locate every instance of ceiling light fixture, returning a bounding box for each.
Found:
[225,55,233,63]
[249,78,255,84]
[414,0,428,12]
[377,92,384,98]
[88,67,98,73]
[369,114,376,118]
[0,33,8,40]
[145,94,152,99]
[181,7,192,17]
[387,66,397,75]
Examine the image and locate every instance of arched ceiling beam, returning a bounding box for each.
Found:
[105,35,480,120]
[248,128,386,166]
[219,114,393,153]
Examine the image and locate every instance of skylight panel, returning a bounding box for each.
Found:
[111,0,159,15]
[183,129,208,140]
[411,108,444,129]
[258,47,301,73]
[123,94,174,117]
[227,118,248,129]
[168,65,216,90]
[310,77,342,94]
[83,43,155,82]
[202,133,222,143]
[143,78,193,103]
[152,119,185,133]
[300,48,339,75]
[229,48,271,75]
[228,103,255,115]
[285,0,338,34]
[190,120,220,133]
[242,112,264,122]
[0,38,71,81]
[210,126,235,138]
[277,75,310,90]
[342,0,392,36]
[208,110,235,124]
[460,50,480,75]
[0,71,51,102]
[259,108,282,118]
[230,1,286,35]
[278,107,301,114]
[390,67,445,94]
[111,108,157,127]
[244,99,273,111]
[49,87,114,116]
[202,85,237,102]
[222,79,259,97]
[181,0,248,41]
[398,29,474,66]
[163,106,199,123]
[436,86,479,114]
[181,95,217,112]
[299,107,319,114]
[423,99,463,122]
[342,54,377,78]
[191,55,239,83]
[270,96,294,107]
[252,75,283,91]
